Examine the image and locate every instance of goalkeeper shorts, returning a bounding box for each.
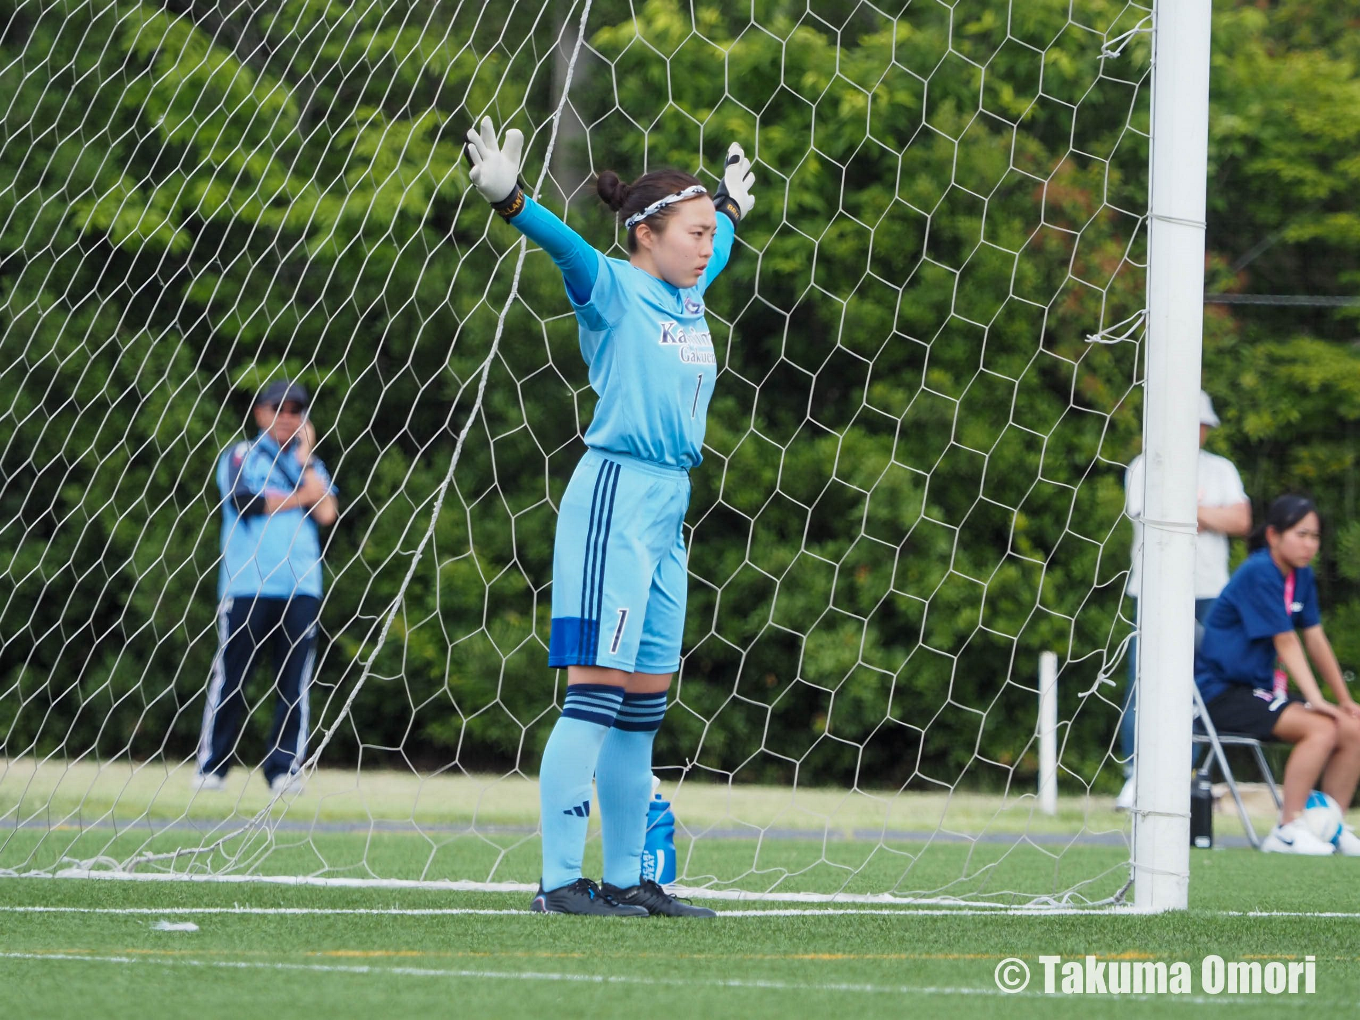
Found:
[549,448,690,674]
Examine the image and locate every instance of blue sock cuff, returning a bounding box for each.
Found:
[561,684,625,727]
[613,691,667,732]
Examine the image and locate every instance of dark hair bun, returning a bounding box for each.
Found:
[596,170,630,212]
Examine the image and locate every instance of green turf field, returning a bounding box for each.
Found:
[1,758,1176,902]
[3,760,1353,1017]
[2,853,1356,1020]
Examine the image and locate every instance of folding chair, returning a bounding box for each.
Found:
[1191,683,1283,849]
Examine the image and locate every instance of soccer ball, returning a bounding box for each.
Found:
[1301,790,1343,845]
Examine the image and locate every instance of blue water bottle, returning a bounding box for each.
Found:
[641,775,677,885]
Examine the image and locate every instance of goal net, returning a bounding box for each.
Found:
[1,0,1158,906]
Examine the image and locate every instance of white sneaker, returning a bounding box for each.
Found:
[189,772,226,792]
[1115,775,1136,812]
[1334,825,1360,857]
[1261,820,1336,856]
[269,771,305,796]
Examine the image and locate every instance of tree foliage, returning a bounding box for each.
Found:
[1,0,1356,793]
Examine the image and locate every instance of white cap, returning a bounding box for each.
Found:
[1198,390,1220,428]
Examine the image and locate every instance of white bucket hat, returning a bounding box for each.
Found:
[1198,389,1220,428]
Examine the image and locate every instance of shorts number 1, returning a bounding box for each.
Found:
[610,608,629,655]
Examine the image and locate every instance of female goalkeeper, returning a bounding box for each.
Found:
[1195,495,1360,855]
[466,118,754,916]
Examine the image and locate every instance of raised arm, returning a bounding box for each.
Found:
[699,142,755,295]
[505,196,599,306]
[279,421,338,527]
[466,117,598,305]
[698,215,735,294]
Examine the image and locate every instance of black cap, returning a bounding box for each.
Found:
[254,379,310,409]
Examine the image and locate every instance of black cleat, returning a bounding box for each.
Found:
[530,878,649,916]
[601,879,718,918]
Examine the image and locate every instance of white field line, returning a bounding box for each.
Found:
[0,951,1318,1005]
[3,905,1358,919]
[16,869,1124,909]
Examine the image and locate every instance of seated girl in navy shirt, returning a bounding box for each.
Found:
[1196,495,1360,855]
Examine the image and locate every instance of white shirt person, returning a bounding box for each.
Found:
[1117,390,1251,808]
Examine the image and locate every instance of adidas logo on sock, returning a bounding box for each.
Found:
[563,800,591,817]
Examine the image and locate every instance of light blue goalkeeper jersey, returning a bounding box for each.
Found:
[216,432,337,601]
[508,196,734,469]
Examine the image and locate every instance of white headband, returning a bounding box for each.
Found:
[623,185,708,230]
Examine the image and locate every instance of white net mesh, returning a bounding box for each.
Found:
[1,0,1157,905]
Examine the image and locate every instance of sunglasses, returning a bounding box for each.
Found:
[266,403,307,416]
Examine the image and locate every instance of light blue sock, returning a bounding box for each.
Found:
[538,683,624,892]
[596,692,667,889]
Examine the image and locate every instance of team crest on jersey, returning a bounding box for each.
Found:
[684,297,703,315]
[657,319,716,365]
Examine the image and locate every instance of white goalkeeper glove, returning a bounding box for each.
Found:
[712,142,755,225]
[465,117,526,218]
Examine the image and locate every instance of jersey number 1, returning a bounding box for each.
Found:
[690,374,703,419]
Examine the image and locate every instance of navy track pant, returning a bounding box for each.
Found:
[197,595,320,783]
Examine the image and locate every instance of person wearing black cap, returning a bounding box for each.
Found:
[193,380,338,794]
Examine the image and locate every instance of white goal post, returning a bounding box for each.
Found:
[1133,0,1212,913]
